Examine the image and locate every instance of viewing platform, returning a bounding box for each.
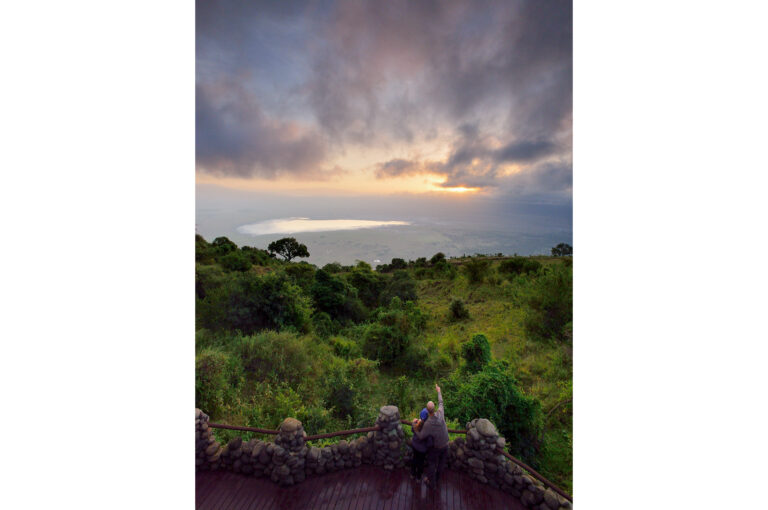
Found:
[195,406,572,509]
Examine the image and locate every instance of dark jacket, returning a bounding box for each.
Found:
[411,424,434,453]
[414,391,450,449]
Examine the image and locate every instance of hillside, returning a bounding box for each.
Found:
[195,235,572,491]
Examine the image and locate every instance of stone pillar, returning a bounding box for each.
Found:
[195,409,222,471]
[372,405,405,470]
[462,418,571,510]
[271,417,307,486]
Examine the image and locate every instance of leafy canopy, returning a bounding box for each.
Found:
[268,237,310,261]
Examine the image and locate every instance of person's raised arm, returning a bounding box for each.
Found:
[436,384,444,418]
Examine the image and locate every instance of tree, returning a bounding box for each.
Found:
[212,236,238,256]
[267,237,310,262]
[551,243,573,257]
[460,334,491,373]
[444,361,542,465]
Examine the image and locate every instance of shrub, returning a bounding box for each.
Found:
[449,299,470,321]
[430,252,446,265]
[284,262,316,291]
[346,265,386,309]
[195,263,228,300]
[460,334,491,373]
[462,258,490,284]
[234,330,327,387]
[196,234,215,263]
[195,348,243,418]
[241,245,273,265]
[212,236,238,257]
[219,250,252,272]
[322,262,343,273]
[499,257,542,276]
[444,361,543,465]
[521,264,572,343]
[380,270,418,304]
[197,271,311,334]
[311,269,366,323]
[390,258,407,270]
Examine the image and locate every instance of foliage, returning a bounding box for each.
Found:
[462,258,491,284]
[240,245,273,265]
[429,252,446,265]
[284,262,316,291]
[195,348,243,418]
[212,236,238,256]
[443,361,543,465]
[346,264,387,309]
[499,257,542,276]
[195,264,228,300]
[267,237,310,262]
[521,264,573,343]
[460,334,491,374]
[449,298,470,321]
[219,250,252,272]
[197,271,311,334]
[311,269,366,323]
[380,270,418,304]
[322,262,343,273]
[551,243,573,257]
[363,298,426,368]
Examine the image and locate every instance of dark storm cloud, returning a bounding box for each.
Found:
[196,80,329,178]
[197,0,572,195]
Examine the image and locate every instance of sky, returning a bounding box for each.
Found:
[196,0,572,259]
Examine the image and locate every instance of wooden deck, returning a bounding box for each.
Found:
[196,466,527,510]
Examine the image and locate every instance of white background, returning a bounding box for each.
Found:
[1,1,766,508]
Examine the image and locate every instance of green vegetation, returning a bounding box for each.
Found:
[195,236,573,491]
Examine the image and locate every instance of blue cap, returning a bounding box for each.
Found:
[420,408,429,421]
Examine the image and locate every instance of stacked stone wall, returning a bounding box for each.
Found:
[196,407,572,508]
[195,409,222,470]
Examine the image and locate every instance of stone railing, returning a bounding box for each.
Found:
[195,407,571,509]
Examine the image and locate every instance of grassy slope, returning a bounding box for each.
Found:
[405,257,572,491]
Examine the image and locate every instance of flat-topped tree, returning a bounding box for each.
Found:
[267,237,310,262]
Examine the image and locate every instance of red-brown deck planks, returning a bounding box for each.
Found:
[196,466,529,510]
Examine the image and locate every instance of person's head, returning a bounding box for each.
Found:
[426,401,435,415]
[420,408,429,421]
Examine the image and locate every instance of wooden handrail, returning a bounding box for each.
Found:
[305,426,380,441]
[208,423,279,434]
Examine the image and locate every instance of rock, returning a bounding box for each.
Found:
[379,405,398,418]
[559,501,572,510]
[388,441,400,450]
[228,437,242,450]
[496,437,506,449]
[195,409,201,419]
[469,428,481,443]
[467,458,484,469]
[338,440,349,454]
[543,489,560,509]
[475,419,497,437]
[277,464,290,476]
[308,446,321,461]
[280,418,301,433]
[205,443,219,456]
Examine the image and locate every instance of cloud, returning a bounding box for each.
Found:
[197,0,572,193]
[196,80,330,179]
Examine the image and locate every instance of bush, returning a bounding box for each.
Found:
[219,250,252,272]
[322,262,344,274]
[195,348,243,418]
[444,361,542,465]
[234,330,329,387]
[285,262,316,291]
[241,245,273,265]
[346,265,386,309]
[197,271,311,334]
[430,252,446,265]
[380,270,418,304]
[462,258,490,284]
[195,264,228,300]
[521,264,572,343]
[196,234,215,263]
[499,257,542,276]
[449,299,470,321]
[212,236,238,257]
[460,334,491,373]
[311,269,366,323]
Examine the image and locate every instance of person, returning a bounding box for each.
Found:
[410,408,433,481]
[413,384,449,489]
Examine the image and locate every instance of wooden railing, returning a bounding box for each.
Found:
[208,420,572,503]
